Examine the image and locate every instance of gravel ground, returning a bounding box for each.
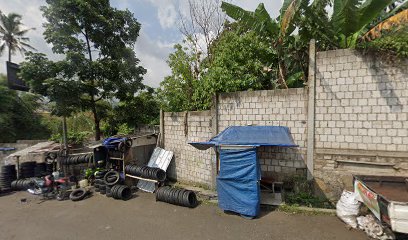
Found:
[0,190,366,240]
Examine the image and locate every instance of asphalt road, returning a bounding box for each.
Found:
[0,191,367,240]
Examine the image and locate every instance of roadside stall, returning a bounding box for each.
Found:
[189,126,298,218]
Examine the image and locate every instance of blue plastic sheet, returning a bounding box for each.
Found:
[217,147,260,217]
[0,147,15,151]
[102,137,126,150]
[189,126,298,150]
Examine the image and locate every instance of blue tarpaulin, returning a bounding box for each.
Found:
[0,147,15,151]
[189,126,298,150]
[189,126,298,218]
[217,147,260,217]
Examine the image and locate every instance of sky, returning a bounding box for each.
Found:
[0,0,283,88]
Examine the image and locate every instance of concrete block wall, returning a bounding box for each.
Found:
[217,89,308,180]
[163,111,213,187]
[162,47,408,199]
[314,49,408,199]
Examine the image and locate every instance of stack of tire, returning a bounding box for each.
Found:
[111,185,132,200]
[19,161,36,179]
[34,163,47,177]
[0,165,17,191]
[94,179,107,195]
[94,170,107,195]
[11,179,35,190]
[125,164,166,181]
[61,154,93,165]
[156,186,198,208]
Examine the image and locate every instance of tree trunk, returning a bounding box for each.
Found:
[278,61,288,89]
[8,44,11,62]
[84,29,101,140]
[91,102,101,141]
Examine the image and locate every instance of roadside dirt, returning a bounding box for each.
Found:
[0,191,366,240]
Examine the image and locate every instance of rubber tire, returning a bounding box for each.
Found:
[104,171,120,186]
[69,188,87,201]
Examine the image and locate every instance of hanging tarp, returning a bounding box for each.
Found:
[217,147,260,217]
[189,126,298,150]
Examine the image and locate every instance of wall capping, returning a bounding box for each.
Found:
[316,148,408,158]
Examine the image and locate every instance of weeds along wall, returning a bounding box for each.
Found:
[162,47,408,197]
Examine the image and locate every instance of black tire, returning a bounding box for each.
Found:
[104,171,120,186]
[69,188,87,201]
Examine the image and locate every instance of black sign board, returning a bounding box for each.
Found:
[7,61,29,91]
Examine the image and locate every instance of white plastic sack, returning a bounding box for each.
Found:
[336,190,361,228]
[357,214,395,240]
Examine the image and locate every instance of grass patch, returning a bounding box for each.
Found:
[284,192,334,209]
[278,204,335,216]
[281,175,335,209]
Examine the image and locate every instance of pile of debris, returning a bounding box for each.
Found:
[336,175,408,240]
[0,136,198,209]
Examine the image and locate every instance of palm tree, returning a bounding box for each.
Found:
[0,12,36,62]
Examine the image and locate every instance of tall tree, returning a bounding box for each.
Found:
[178,0,226,79]
[0,12,35,62]
[157,44,197,112]
[23,0,146,140]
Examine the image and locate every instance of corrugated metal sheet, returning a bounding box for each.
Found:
[136,147,173,193]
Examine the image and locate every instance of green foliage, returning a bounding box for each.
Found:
[194,28,278,110]
[157,44,197,112]
[220,2,279,37]
[284,192,334,209]
[20,0,146,140]
[116,123,133,135]
[278,204,335,215]
[0,12,35,61]
[102,90,159,136]
[331,0,394,48]
[282,175,334,209]
[359,26,408,58]
[50,130,91,145]
[0,74,50,142]
[159,24,285,111]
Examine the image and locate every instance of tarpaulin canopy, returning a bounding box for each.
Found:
[189,126,298,150]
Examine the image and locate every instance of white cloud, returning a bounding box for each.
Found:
[146,0,178,29]
[157,4,177,29]
[135,30,174,88]
[0,0,60,74]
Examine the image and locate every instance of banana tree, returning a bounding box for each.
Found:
[330,0,395,48]
[221,1,303,89]
[221,0,398,87]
